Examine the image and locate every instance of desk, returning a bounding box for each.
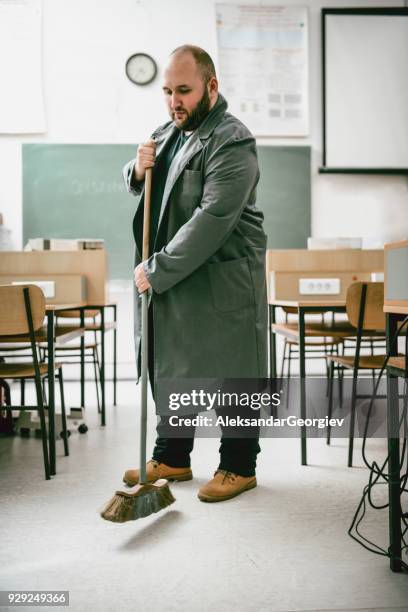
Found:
[269,299,348,465]
[385,306,407,572]
[0,303,85,475]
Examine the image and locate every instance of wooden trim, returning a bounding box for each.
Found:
[384,240,408,251]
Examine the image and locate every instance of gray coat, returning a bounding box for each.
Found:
[123,93,267,389]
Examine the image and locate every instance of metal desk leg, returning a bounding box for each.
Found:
[269,304,277,380]
[80,309,85,410]
[47,311,56,475]
[101,307,106,426]
[387,374,402,572]
[113,304,117,406]
[299,307,307,466]
[386,313,402,572]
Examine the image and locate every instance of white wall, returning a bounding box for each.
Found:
[0,0,407,250]
[0,0,407,375]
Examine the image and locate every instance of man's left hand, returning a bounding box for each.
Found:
[134,263,152,293]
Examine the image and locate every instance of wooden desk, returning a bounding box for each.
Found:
[269,299,348,465]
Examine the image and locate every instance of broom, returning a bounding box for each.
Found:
[100,166,175,523]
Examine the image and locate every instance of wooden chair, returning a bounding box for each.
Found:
[326,282,387,467]
[0,284,69,479]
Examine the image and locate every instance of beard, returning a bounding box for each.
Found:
[172,86,211,131]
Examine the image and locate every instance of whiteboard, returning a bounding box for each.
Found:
[323,10,408,170]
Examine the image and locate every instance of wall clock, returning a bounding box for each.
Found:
[125,53,157,86]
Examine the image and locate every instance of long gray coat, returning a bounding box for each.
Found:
[123,93,267,390]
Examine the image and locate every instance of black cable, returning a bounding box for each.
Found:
[348,315,408,569]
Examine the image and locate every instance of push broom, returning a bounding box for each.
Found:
[100,167,175,523]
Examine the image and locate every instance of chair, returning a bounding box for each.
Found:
[55,307,117,416]
[39,337,101,414]
[326,282,388,467]
[279,307,343,382]
[0,284,69,480]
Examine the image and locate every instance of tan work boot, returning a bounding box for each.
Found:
[197,470,257,502]
[123,459,193,486]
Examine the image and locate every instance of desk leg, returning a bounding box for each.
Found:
[113,304,117,406]
[47,311,56,475]
[101,307,106,426]
[299,308,307,466]
[80,309,85,410]
[386,313,402,572]
[269,305,277,380]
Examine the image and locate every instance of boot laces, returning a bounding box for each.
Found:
[216,469,237,484]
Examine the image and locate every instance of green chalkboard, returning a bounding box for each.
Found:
[23,144,310,279]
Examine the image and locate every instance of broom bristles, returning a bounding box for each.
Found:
[100,479,175,523]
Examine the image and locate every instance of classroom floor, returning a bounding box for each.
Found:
[1,380,407,612]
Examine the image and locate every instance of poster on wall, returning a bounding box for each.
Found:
[216,3,309,136]
[0,0,45,133]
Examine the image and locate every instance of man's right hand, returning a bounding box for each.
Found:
[134,139,156,182]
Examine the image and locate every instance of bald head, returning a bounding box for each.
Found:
[170,45,217,84]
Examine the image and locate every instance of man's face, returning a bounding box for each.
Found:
[162,53,217,131]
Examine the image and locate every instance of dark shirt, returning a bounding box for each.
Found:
[150,130,189,251]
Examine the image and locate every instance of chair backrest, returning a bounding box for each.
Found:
[0,284,46,336]
[346,282,385,331]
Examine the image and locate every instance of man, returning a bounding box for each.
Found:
[122,45,267,502]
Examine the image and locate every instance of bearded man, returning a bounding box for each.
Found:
[122,45,267,502]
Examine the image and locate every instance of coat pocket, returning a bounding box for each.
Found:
[208,257,254,313]
[182,169,202,197]
[175,170,203,217]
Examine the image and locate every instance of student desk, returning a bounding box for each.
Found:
[385,305,407,572]
[269,299,349,465]
[0,303,85,476]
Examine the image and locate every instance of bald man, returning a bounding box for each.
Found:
[123,45,268,503]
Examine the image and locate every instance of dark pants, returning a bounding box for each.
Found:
[148,307,260,477]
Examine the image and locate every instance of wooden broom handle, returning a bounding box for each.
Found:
[142,168,152,262]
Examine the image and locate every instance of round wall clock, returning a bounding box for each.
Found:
[125,53,157,86]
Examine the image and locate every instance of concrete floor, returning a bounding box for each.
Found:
[0,380,407,612]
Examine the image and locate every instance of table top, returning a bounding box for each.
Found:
[270,299,346,309]
[45,301,116,311]
[46,302,86,312]
[45,300,117,310]
[384,304,408,315]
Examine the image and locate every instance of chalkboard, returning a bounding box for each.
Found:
[23,144,310,279]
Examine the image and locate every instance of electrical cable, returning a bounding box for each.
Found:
[348,315,408,570]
